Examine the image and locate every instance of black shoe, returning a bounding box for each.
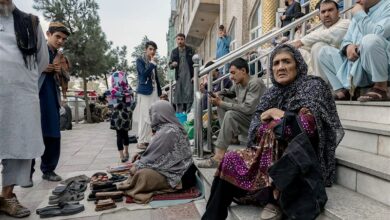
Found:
[42,172,62,182]
[21,178,33,188]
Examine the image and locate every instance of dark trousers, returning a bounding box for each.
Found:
[116,130,129,151]
[202,177,247,220]
[31,136,61,176]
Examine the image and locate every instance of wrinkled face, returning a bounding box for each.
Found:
[229,65,246,85]
[355,0,380,10]
[272,52,298,86]
[0,0,12,16]
[176,36,185,47]
[145,45,156,57]
[211,69,219,79]
[46,31,68,49]
[320,2,339,28]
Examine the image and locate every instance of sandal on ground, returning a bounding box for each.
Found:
[196,158,220,168]
[38,203,84,218]
[36,201,80,214]
[52,180,88,195]
[357,87,389,102]
[48,191,85,205]
[60,175,90,185]
[333,88,350,101]
[260,203,282,220]
[0,195,31,218]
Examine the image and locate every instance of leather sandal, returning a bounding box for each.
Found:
[333,88,350,100]
[357,87,389,102]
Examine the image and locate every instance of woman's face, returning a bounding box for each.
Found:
[272,52,298,86]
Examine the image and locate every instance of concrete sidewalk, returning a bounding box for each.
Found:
[0,122,205,220]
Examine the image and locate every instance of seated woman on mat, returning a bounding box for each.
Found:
[117,100,196,203]
[202,44,344,220]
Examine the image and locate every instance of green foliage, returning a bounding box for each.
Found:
[33,0,128,122]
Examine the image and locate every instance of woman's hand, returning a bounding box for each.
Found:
[129,166,137,176]
[260,108,285,122]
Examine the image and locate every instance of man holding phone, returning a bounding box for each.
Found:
[197,58,266,168]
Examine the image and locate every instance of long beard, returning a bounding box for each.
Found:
[0,3,12,16]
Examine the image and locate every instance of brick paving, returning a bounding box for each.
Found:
[0,122,205,220]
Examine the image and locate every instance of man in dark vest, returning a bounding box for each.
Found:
[169,33,195,113]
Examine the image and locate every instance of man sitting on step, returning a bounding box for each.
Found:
[290,0,350,78]
[318,0,390,101]
[197,58,266,168]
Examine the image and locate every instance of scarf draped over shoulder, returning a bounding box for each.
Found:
[135,100,193,188]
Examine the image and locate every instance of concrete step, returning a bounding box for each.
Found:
[340,120,390,157]
[335,146,390,206]
[336,101,390,124]
[195,164,390,220]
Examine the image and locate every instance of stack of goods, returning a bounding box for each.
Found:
[88,172,127,212]
[36,176,89,218]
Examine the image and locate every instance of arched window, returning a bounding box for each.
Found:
[228,17,237,51]
[250,1,262,40]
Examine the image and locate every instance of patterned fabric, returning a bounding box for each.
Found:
[109,71,133,108]
[135,101,193,188]
[247,44,344,186]
[110,108,131,131]
[217,111,317,191]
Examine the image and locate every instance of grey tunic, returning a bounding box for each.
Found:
[0,14,49,159]
[173,48,194,104]
[215,77,266,149]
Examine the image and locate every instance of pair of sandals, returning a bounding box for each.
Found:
[49,180,87,205]
[36,201,84,218]
[334,88,389,102]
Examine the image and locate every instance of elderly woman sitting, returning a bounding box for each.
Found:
[117,100,196,203]
[202,44,344,220]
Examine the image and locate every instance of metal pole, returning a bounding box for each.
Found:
[207,68,213,153]
[75,96,79,124]
[192,54,203,158]
[169,80,173,104]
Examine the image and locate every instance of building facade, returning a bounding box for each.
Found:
[167,0,354,65]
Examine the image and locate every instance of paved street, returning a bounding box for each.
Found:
[0,122,205,220]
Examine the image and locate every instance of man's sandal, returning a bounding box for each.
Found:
[357,87,389,102]
[333,88,351,100]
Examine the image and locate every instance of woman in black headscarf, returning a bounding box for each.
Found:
[202,44,344,220]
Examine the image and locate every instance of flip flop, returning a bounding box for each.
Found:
[49,191,85,205]
[52,180,88,195]
[36,201,80,215]
[39,203,85,218]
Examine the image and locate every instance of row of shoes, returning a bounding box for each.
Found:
[37,175,89,218]
[89,172,125,212]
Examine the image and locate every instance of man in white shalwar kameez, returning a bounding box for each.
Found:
[0,0,49,217]
[134,41,162,149]
[291,0,350,78]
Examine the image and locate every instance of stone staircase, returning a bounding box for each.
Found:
[194,101,390,219]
